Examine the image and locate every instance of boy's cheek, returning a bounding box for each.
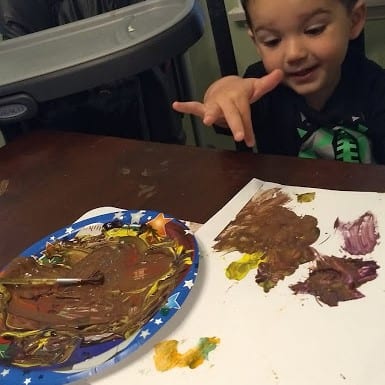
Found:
[260,57,282,75]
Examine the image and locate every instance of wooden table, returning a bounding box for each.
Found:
[1,129,385,265]
[2,129,385,385]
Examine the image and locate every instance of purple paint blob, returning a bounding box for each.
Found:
[334,211,380,255]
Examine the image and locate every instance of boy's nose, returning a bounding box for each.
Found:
[285,37,308,64]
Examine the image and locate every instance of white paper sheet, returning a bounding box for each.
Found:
[78,179,385,385]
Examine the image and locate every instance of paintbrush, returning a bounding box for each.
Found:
[0,270,104,286]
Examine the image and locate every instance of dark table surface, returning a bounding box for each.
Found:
[1,129,385,265]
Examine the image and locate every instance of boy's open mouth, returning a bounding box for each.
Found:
[288,64,319,78]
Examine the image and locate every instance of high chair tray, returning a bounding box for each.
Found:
[0,0,204,101]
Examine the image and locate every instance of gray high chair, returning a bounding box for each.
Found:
[0,0,204,145]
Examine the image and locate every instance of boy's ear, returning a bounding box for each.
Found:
[247,28,256,43]
[248,28,263,56]
[349,0,366,40]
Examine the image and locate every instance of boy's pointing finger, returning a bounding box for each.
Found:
[172,101,206,118]
[250,69,284,103]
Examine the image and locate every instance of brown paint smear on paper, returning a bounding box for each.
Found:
[214,188,320,292]
[214,188,381,306]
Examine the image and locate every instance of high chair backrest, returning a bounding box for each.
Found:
[0,0,204,127]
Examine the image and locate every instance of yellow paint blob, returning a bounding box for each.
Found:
[296,192,315,203]
[225,251,265,280]
[153,337,220,371]
[104,228,138,238]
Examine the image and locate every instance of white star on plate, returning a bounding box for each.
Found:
[24,378,31,385]
[184,229,194,235]
[49,236,56,241]
[166,293,181,310]
[65,227,74,235]
[184,280,194,289]
[154,318,163,325]
[0,369,9,376]
[140,329,150,339]
[130,210,146,224]
[113,211,125,220]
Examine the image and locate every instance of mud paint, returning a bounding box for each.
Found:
[214,188,319,291]
[138,184,156,199]
[0,179,9,196]
[291,255,379,306]
[0,216,196,368]
[334,211,379,255]
[225,251,265,281]
[120,168,131,176]
[153,337,220,371]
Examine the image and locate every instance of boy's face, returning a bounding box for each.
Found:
[247,0,364,109]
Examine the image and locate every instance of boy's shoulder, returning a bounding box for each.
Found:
[363,56,385,85]
[346,50,385,84]
[345,51,385,108]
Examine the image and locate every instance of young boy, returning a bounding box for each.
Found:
[173,0,385,164]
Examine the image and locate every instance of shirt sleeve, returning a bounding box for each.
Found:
[362,61,385,164]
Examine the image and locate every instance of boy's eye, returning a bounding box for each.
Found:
[261,37,281,48]
[305,24,326,36]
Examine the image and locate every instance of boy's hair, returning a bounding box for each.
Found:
[241,0,360,27]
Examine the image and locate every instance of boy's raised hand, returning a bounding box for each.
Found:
[172,69,283,147]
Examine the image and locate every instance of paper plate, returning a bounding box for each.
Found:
[0,210,199,384]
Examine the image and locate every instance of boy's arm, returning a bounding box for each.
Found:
[172,69,283,147]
